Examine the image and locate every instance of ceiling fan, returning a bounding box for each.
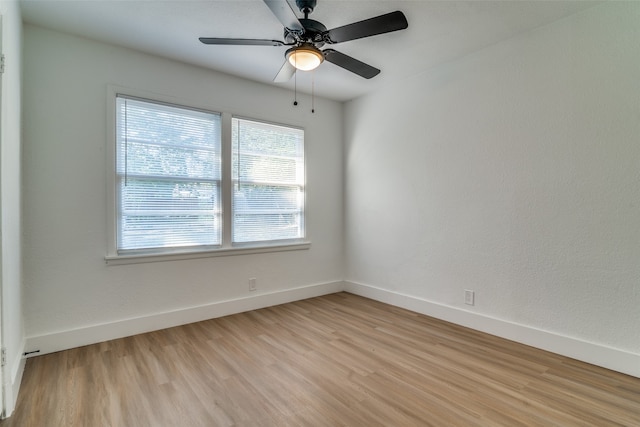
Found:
[199,0,408,82]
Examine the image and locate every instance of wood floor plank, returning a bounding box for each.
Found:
[2,292,639,426]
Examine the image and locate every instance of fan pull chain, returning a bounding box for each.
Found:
[311,70,315,113]
[293,56,298,106]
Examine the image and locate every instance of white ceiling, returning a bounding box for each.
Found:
[20,0,599,102]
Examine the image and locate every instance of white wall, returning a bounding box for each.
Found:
[0,0,25,417]
[344,2,639,375]
[22,25,344,353]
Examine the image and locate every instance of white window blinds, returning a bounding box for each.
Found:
[232,118,305,243]
[115,96,222,252]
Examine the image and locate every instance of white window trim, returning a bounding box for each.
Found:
[105,86,310,265]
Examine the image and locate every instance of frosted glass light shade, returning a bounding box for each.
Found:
[287,46,324,71]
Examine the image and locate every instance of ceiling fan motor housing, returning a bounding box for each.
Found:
[283,18,327,46]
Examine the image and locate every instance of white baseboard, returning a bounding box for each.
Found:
[344,281,640,378]
[2,339,26,419]
[25,281,345,358]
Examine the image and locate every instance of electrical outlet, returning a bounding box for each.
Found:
[249,278,257,292]
[464,290,475,306]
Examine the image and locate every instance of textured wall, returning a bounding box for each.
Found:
[344,2,640,354]
[22,25,344,338]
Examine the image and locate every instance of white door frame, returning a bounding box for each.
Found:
[0,12,6,419]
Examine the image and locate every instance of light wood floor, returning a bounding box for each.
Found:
[2,293,639,426]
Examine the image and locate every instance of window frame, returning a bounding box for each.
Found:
[105,86,310,265]
[231,115,306,245]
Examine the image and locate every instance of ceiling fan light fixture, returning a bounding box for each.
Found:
[286,45,324,71]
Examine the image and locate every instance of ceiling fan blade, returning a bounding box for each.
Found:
[199,38,284,46]
[263,0,304,31]
[325,11,408,43]
[273,60,296,82]
[323,49,380,79]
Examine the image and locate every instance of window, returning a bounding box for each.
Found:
[108,91,307,262]
[115,96,222,252]
[232,118,305,243]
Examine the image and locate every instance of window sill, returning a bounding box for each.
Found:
[105,241,311,265]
